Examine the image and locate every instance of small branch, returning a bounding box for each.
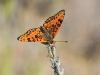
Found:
[46,44,64,75]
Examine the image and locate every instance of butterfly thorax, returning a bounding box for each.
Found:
[40,26,54,44]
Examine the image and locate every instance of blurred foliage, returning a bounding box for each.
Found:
[0,0,14,19]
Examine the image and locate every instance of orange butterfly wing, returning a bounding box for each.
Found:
[17,10,65,43]
[43,10,65,38]
[17,27,47,42]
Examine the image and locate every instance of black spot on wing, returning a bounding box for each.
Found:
[57,24,61,27]
[52,24,56,27]
[58,19,63,23]
[27,38,31,42]
[17,36,20,40]
[35,35,38,38]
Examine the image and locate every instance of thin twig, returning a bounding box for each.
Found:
[46,44,64,75]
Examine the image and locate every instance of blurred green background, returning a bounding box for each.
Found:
[0,0,100,75]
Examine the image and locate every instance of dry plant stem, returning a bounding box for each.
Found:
[46,44,64,75]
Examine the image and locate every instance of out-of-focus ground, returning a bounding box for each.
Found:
[0,0,100,75]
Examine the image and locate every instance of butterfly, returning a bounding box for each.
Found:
[17,10,65,45]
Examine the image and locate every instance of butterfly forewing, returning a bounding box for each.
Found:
[43,10,65,38]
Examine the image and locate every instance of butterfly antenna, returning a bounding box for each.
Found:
[54,41,68,43]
